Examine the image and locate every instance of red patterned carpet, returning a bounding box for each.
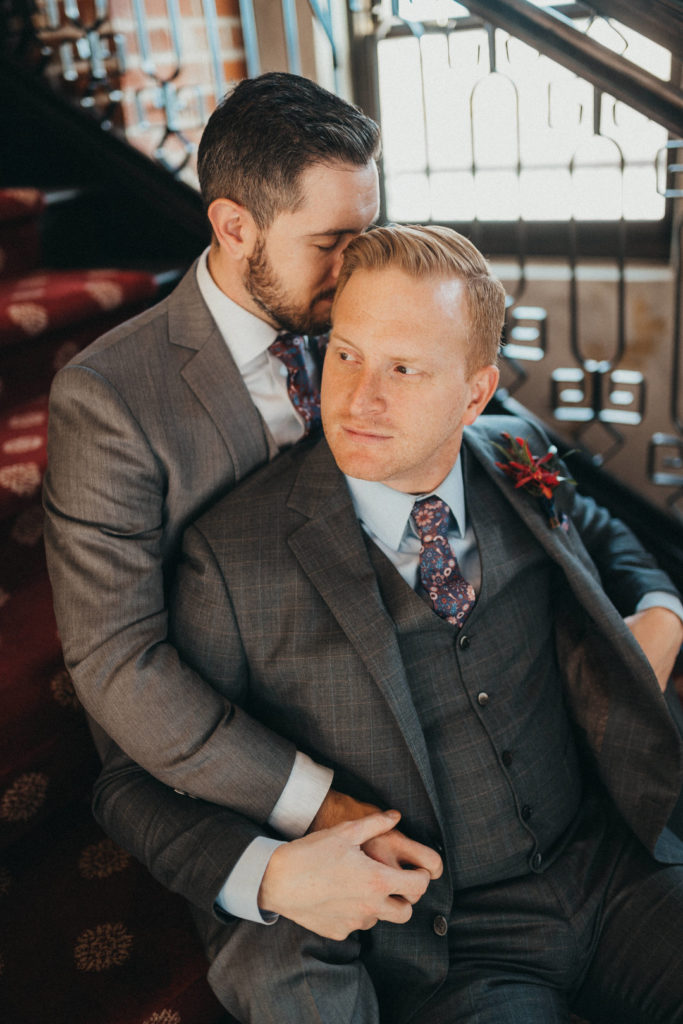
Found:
[0,187,226,1024]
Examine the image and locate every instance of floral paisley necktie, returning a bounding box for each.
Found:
[412,496,476,628]
[268,331,321,436]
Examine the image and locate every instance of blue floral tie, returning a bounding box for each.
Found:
[412,496,476,628]
[268,331,321,436]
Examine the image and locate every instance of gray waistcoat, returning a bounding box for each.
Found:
[368,454,584,889]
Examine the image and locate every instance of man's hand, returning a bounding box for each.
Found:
[309,789,443,879]
[309,789,380,831]
[625,606,683,692]
[259,811,436,940]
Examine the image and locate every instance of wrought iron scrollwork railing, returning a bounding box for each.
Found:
[648,204,683,518]
[549,108,646,467]
[5,0,127,125]
[1,0,340,175]
[462,0,683,137]
[2,0,216,173]
[129,0,207,172]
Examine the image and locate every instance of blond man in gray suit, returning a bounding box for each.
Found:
[95,225,683,1024]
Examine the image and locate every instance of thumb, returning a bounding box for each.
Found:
[344,809,401,846]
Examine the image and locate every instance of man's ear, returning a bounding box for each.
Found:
[207,198,258,260]
[463,364,500,426]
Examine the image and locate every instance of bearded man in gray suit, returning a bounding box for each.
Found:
[43,73,379,798]
[94,224,683,1023]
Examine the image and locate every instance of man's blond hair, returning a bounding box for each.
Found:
[334,224,506,373]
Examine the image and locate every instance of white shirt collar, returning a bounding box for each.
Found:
[195,247,278,368]
[346,457,467,553]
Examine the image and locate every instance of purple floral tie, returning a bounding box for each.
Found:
[268,331,321,436]
[412,496,476,628]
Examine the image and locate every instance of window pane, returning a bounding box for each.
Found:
[421,34,471,170]
[377,12,671,235]
[385,173,431,221]
[430,170,476,221]
[623,166,665,220]
[520,168,572,220]
[474,170,519,220]
[572,167,623,220]
[470,73,521,169]
[378,37,426,173]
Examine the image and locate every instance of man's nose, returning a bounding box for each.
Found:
[348,368,384,416]
[329,246,347,285]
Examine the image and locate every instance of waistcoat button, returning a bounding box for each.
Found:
[458,633,470,649]
[521,804,532,821]
[502,750,513,767]
[530,851,543,871]
[433,914,448,937]
[477,692,489,707]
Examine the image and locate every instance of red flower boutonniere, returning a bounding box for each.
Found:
[493,432,573,530]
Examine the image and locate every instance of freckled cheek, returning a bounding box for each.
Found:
[321,377,344,424]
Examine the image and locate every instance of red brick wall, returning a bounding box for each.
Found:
[109,0,247,182]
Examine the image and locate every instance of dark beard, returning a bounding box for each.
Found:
[245,235,334,336]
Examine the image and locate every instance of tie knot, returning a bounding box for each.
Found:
[269,331,306,368]
[412,497,451,540]
[268,331,321,436]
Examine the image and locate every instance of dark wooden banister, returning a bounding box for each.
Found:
[462,0,683,137]
[587,0,683,61]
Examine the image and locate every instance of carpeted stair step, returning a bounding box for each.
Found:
[0,799,226,1024]
[0,187,92,280]
[0,394,47,530]
[0,187,45,279]
[0,179,227,1023]
[0,267,161,408]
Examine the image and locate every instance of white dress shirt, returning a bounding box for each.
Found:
[346,460,480,593]
[196,248,317,449]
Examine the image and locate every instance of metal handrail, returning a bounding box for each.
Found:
[461,0,683,137]
[587,0,683,61]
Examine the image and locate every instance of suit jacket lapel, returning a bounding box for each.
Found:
[167,263,275,476]
[286,441,445,818]
[463,423,655,679]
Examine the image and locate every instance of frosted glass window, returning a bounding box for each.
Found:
[377,10,670,226]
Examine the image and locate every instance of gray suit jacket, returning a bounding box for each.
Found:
[44,261,297,800]
[93,415,683,1017]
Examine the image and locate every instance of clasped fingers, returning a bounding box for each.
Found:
[363,829,444,880]
[365,861,431,926]
[387,863,432,905]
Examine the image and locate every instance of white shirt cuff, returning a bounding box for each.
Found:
[266,750,333,839]
[636,592,683,626]
[215,836,286,924]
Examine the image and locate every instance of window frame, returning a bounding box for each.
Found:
[349,4,678,261]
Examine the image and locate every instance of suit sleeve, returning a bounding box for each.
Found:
[524,420,681,615]
[92,735,264,919]
[44,364,295,819]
